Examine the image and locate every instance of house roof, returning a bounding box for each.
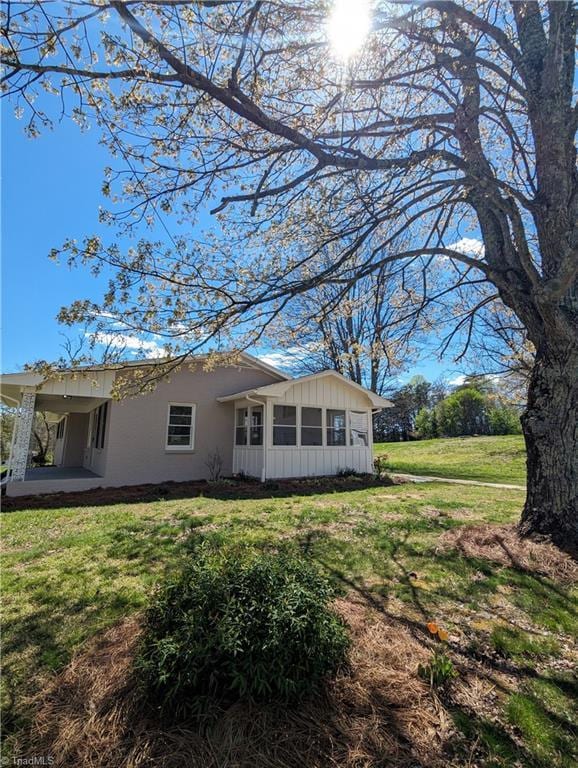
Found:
[0,351,290,406]
[217,369,393,409]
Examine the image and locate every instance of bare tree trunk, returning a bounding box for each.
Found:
[520,341,578,553]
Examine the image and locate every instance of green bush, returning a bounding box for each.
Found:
[373,453,389,475]
[137,546,350,716]
[436,387,490,437]
[415,407,438,439]
[488,406,522,435]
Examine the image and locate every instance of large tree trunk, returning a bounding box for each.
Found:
[520,340,578,553]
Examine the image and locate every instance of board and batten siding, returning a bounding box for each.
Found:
[266,445,373,478]
[276,376,370,409]
[232,446,264,478]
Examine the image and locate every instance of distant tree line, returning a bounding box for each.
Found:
[375,376,522,443]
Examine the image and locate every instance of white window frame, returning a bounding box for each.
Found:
[93,401,109,451]
[234,405,265,448]
[165,402,196,451]
[267,404,373,450]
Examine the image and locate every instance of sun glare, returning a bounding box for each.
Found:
[327,0,371,62]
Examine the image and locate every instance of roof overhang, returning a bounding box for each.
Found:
[217,369,393,409]
[1,351,291,408]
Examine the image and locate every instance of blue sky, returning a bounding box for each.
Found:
[1,99,465,386]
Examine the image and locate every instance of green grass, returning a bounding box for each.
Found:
[374,435,527,485]
[490,625,561,662]
[2,480,575,767]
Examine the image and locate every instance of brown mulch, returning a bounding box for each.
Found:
[438,523,578,583]
[1,475,395,512]
[15,596,455,768]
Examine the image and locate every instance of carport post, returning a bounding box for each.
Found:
[10,387,36,481]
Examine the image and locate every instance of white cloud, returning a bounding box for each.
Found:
[94,311,127,329]
[448,374,466,387]
[91,332,165,359]
[448,238,484,257]
[257,345,313,371]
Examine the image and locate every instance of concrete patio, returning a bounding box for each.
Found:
[5,466,105,498]
[23,466,102,481]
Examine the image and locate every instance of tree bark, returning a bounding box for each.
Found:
[520,340,578,553]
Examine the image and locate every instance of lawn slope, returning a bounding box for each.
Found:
[2,478,576,767]
[374,435,526,485]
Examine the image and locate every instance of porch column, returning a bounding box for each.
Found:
[10,389,36,481]
[262,398,272,481]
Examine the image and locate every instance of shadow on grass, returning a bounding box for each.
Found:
[0,594,464,768]
[295,524,577,765]
[9,573,573,768]
[4,507,575,766]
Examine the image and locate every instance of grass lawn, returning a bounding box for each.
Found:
[374,435,527,485]
[1,478,576,767]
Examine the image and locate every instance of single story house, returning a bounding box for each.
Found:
[0,353,391,497]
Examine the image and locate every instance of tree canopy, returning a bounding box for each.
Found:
[3,1,575,357]
[2,1,577,547]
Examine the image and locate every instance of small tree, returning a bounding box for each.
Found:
[204,450,223,483]
[437,388,489,438]
[415,408,437,440]
[32,412,54,466]
[488,407,522,436]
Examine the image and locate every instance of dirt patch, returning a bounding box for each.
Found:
[15,596,456,768]
[438,524,578,583]
[2,475,395,513]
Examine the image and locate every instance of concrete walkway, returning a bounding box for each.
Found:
[391,472,526,491]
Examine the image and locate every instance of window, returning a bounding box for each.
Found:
[301,407,322,446]
[235,408,248,446]
[273,405,297,446]
[326,409,346,446]
[56,418,66,440]
[92,402,109,450]
[166,403,195,450]
[350,411,369,447]
[250,406,263,446]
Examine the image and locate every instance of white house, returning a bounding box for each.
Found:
[0,353,391,497]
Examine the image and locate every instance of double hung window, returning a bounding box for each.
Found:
[166,404,195,450]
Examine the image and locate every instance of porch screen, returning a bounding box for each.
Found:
[326,409,346,446]
[301,407,322,446]
[166,404,195,449]
[235,408,248,445]
[273,405,297,445]
[350,411,369,447]
[250,406,263,445]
